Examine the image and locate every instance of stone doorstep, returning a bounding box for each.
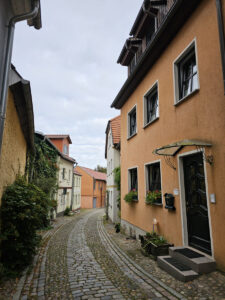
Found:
[169,246,216,274]
[157,256,199,282]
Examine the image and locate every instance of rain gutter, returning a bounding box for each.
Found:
[215,0,225,94]
[0,0,40,156]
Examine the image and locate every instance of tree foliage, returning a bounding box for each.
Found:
[113,166,121,213]
[94,165,107,173]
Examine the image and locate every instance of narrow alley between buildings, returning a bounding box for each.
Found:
[8,209,225,300]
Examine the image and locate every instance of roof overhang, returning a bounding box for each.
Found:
[10,79,35,153]
[153,140,212,156]
[117,38,142,66]
[111,0,202,109]
[10,0,42,29]
[130,0,167,37]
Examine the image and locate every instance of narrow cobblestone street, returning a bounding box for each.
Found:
[11,209,225,300]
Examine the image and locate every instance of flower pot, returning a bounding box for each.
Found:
[139,234,173,258]
[150,242,173,256]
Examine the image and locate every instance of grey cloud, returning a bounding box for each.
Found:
[12,0,143,168]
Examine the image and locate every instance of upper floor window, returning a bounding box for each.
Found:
[129,45,142,75]
[144,83,159,126]
[63,144,68,155]
[174,41,199,104]
[62,168,66,179]
[128,106,137,138]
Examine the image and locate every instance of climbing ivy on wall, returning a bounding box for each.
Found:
[26,135,58,200]
[113,166,121,216]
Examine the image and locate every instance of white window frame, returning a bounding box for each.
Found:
[144,160,163,205]
[143,81,159,128]
[127,104,137,139]
[173,39,200,105]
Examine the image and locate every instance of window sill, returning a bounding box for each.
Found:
[143,117,159,129]
[152,202,163,206]
[127,132,137,140]
[174,88,199,107]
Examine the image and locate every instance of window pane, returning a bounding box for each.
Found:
[179,49,198,100]
[130,168,138,191]
[183,62,193,81]
[146,89,158,123]
[148,163,161,191]
[182,78,192,97]
[192,73,198,91]
[129,108,136,136]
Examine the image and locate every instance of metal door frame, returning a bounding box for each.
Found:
[178,149,214,257]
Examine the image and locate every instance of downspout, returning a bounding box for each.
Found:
[0,0,40,155]
[215,0,225,94]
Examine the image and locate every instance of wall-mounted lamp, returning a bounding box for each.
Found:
[153,218,158,232]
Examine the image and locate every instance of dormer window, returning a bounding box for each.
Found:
[63,144,68,155]
[146,17,156,46]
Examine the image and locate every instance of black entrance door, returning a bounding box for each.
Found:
[183,152,211,255]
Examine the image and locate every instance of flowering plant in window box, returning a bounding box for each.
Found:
[124,189,138,203]
[145,190,162,205]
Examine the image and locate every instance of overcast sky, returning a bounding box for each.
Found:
[12,0,143,169]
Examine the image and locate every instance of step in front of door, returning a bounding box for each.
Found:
[169,246,216,274]
[157,255,199,282]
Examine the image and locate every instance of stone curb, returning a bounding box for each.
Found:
[98,218,186,300]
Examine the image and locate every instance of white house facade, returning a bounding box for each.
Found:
[72,170,82,211]
[56,155,75,215]
[105,115,121,223]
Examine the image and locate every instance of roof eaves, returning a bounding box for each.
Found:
[111,0,201,109]
[27,0,42,30]
[10,79,35,153]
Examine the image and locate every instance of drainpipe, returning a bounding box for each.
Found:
[215,0,225,94]
[0,0,40,156]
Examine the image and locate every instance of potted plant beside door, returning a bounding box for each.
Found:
[139,231,173,259]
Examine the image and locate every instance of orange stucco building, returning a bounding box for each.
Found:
[112,0,225,271]
[76,166,106,209]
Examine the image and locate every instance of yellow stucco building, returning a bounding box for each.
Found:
[0,67,35,202]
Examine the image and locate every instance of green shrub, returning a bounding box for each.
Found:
[64,207,70,216]
[0,177,51,275]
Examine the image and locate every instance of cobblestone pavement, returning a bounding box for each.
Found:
[104,221,225,300]
[10,208,225,300]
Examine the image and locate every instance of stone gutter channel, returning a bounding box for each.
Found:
[97,218,186,300]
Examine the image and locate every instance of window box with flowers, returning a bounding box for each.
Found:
[145,190,162,205]
[124,189,138,203]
